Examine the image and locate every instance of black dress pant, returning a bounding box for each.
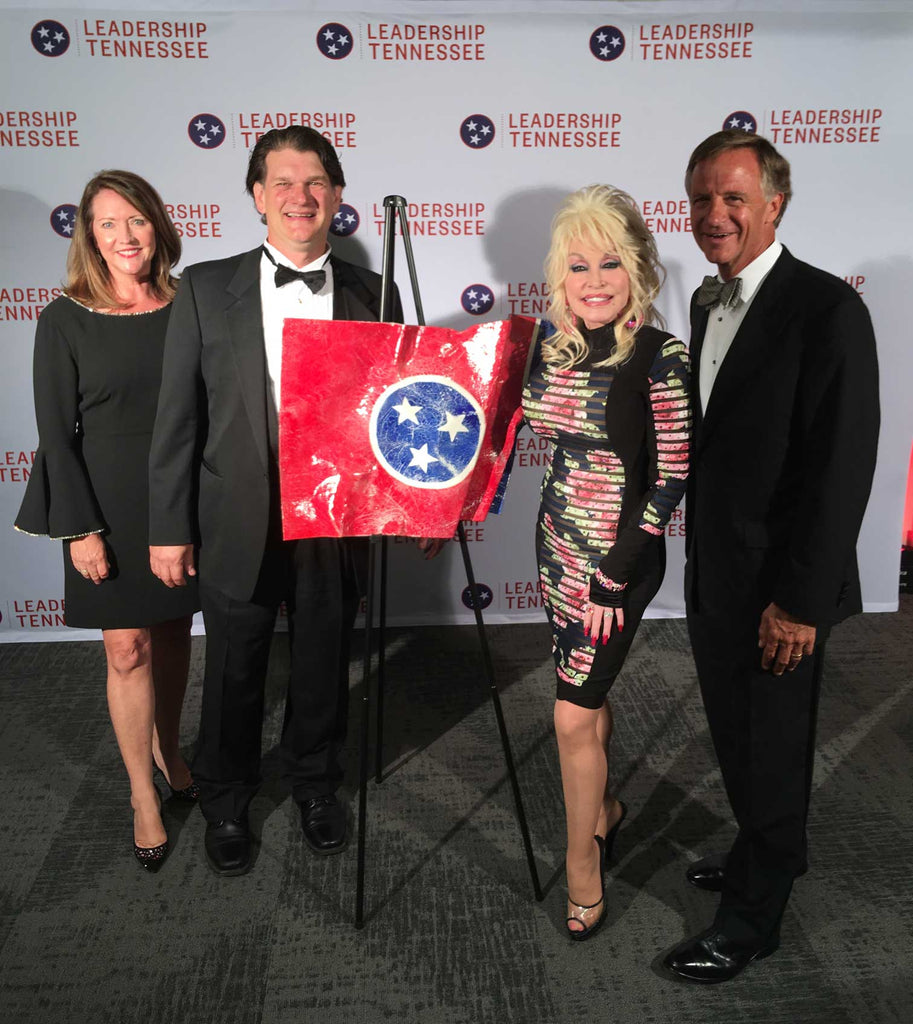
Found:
[194,537,361,823]
[688,608,825,944]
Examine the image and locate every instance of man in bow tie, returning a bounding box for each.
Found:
[148,127,403,874]
[663,130,880,982]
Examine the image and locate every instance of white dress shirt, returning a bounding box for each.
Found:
[260,241,334,410]
[698,240,782,414]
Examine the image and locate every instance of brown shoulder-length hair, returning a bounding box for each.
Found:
[544,184,665,370]
[66,170,181,310]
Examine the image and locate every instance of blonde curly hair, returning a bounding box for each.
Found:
[543,184,665,369]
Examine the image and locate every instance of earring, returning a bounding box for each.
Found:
[624,315,638,330]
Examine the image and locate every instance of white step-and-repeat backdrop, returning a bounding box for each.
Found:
[2,0,911,641]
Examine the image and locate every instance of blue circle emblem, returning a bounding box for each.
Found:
[50,204,77,238]
[31,20,70,57]
[317,23,353,59]
[187,113,226,149]
[331,203,360,237]
[723,111,757,134]
[460,114,495,149]
[369,376,485,489]
[590,26,625,61]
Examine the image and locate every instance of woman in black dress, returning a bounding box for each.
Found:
[522,186,691,938]
[15,171,199,871]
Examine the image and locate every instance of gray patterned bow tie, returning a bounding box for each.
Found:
[695,275,742,309]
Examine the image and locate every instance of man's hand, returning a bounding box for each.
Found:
[150,544,196,588]
[70,534,109,585]
[758,602,816,675]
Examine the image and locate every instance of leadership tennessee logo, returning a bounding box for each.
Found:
[31,20,70,57]
[723,110,757,133]
[187,113,226,149]
[317,23,353,59]
[330,203,360,236]
[50,204,77,238]
[460,114,495,148]
[369,376,484,489]
[590,26,625,61]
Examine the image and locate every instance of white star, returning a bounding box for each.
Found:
[43,41,54,52]
[408,444,438,473]
[328,44,338,55]
[465,120,477,131]
[742,120,754,132]
[479,291,491,304]
[480,124,491,135]
[62,223,73,234]
[600,46,610,56]
[345,213,355,223]
[199,133,210,144]
[470,302,480,311]
[611,35,621,47]
[470,134,480,145]
[439,412,469,443]
[57,209,69,221]
[209,123,222,136]
[467,289,478,299]
[338,34,350,46]
[728,116,741,129]
[596,31,606,42]
[393,396,422,425]
[194,119,207,131]
[323,28,335,41]
[38,26,49,37]
[54,31,65,43]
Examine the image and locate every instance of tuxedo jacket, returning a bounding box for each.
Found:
[685,246,880,628]
[149,247,402,602]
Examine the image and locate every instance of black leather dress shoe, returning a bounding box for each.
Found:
[686,853,727,892]
[299,795,347,855]
[204,819,252,876]
[663,927,778,983]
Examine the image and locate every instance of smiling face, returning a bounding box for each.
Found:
[688,148,782,280]
[90,188,156,285]
[564,238,631,330]
[252,147,342,266]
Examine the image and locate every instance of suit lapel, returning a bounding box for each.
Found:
[331,256,380,322]
[698,248,798,445]
[689,300,709,438]
[225,248,271,473]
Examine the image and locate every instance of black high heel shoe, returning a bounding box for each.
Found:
[133,791,169,872]
[133,838,170,872]
[566,834,607,942]
[601,800,628,862]
[153,761,200,802]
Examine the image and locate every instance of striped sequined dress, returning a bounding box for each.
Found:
[522,323,690,705]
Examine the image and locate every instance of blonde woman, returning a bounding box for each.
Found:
[522,185,690,938]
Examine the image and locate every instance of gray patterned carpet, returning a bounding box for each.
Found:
[1,599,911,1023]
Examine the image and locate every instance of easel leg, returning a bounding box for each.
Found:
[457,523,543,901]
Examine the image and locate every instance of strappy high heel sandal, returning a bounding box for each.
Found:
[566,834,607,942]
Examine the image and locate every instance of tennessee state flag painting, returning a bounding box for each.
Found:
[279,316,540,540]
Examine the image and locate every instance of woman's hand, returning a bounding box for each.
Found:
[583,602,624,645]
[70,533,109,584]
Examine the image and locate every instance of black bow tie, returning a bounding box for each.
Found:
[695,275,742,309]
[273,264,326,293]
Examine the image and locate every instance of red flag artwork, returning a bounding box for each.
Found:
[279,316,539,540]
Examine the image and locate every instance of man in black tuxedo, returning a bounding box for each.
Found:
[664,131,880,981]
[148,127,403,874]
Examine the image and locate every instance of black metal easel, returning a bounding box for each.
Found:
[354,196,543,928]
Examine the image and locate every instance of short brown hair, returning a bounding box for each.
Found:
[66,170,181,309]
[685,130,792,226]
[245,126,345,195]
